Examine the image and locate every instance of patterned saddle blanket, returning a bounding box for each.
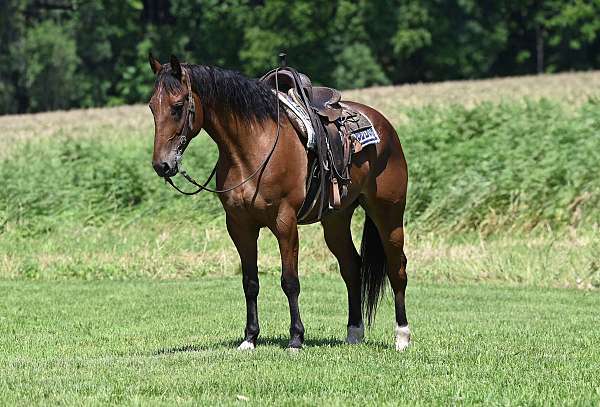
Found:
[276,89,381,152]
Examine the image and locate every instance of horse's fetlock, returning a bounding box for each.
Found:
[245,324,260,341]
[290,322,305,341]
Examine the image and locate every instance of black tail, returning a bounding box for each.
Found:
[360,215,388,326]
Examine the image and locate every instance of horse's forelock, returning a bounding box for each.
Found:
[154,67,184,97]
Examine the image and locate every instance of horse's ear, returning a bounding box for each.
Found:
[170,54,182,81]
[148,52,162,75]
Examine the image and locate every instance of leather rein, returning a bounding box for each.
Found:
[165,68,282,195]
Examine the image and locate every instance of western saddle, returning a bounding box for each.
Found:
[260,54,356,224]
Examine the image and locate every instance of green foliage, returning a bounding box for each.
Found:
[72,0,160,107]
[0,81,16,115]
[0,0,25,114]
[3,1,600,114]
[111,36,156,106]
[18,20,80,112]
[403,99,600,231]
[2,100,599,236]
[333,44,390,89]
[542,0,600,70]
[391,2,432,58]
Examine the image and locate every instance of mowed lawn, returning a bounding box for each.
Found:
[1,275,599,405]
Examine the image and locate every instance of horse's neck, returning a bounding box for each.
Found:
[204,108,277,169]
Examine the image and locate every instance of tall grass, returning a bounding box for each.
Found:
[2,98,599,235]
[403,99,600,231]
[0,135,222,235]
[1,98,599,285]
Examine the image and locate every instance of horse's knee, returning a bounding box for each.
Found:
[280,275,300,297]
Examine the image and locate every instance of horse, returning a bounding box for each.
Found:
[147,54,410,351]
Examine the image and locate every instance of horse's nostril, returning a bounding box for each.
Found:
[152,161,171,177]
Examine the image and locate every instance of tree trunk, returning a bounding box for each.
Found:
[536,25,544,74]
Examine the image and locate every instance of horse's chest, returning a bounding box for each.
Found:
[220,188,274,215]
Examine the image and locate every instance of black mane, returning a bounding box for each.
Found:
[155,64,278,124]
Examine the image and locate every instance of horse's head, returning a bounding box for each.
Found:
[148,54,203,178]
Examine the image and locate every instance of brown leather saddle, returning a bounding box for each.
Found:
[260,62,354,224]
[261,69,343,122]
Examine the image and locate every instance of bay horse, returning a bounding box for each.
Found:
[148,54,410,351]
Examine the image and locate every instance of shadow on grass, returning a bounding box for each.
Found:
[154,335,389,355]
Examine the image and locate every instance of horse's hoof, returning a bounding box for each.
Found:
[395,324,411,351]
[286,347,301,353]
[346,322,364,344]
[287,335,303,350]
[237,340,255,351]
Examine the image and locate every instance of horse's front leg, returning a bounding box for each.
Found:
[226,215,260,350]
[272,208,304,350]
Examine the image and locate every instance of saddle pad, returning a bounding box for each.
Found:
[276,93,381,151]
[274,90,316,149]
[352,125,380,147]
[339,102,381,149]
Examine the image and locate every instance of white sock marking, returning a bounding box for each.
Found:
[395,323,411,351]
[237,340,255,351]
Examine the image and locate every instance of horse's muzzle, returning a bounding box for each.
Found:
[152,160,178,178]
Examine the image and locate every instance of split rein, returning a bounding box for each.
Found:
[165,68,282,196]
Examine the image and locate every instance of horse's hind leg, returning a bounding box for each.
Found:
[373,207,410,351]
[364,200,411,351]
[321,204,363,343]
[383,222,410,351]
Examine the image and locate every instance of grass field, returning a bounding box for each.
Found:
[2,275,599,405]
[1,71,600,405]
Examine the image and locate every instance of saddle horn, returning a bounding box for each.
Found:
[279,52,287,68]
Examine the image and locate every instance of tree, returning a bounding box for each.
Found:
[2,0,600,114]
[19,20,80,112]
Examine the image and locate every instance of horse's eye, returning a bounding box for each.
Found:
[171,103,183,117]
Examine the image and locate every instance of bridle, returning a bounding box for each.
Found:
[165,67,282,195]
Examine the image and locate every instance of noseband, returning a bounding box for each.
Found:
[165,67,282,195]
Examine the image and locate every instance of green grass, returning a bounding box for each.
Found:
[2,75,600,404]
[1,219,599,289]
[1,275,599,405]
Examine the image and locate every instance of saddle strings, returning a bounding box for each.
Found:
[166,68,282,195]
